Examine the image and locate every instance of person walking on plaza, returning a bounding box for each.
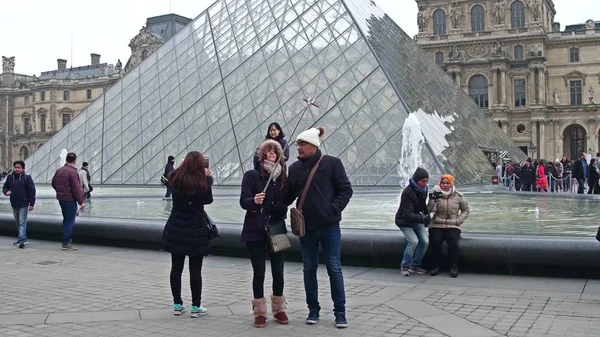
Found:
[396,167,430,276]
[521,159,535,192]
[253,122,290,170]
[427,174,470,278]
[51,152,85,251]
[2,161,36,249]
[572,152,588,194]
[285,127,353,328]
[78,162,92,202]
[161,151,213,318]
[587,159,599,194]
[240,140,289,328]
[536,160,549,192]
[163,155,175,200]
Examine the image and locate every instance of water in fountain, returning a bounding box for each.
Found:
[59,149,68,167]
[398,113,424,188]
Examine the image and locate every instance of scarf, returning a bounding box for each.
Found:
[261,161,282,181]
[409,178,428,197]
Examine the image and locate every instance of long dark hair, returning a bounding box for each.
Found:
[169,152,208,195]
[265,122,285,140]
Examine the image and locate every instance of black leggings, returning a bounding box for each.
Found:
[170,254,203,307]
[246,240,285,299]
[428,228,461,267]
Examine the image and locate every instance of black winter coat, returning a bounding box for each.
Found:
[2,173,36,208]
[240,169,287,243]
[395,184,428,228]
[285,150,353,229]
[572,159,588,179]
[162,176,214,256]
[520,164,535,185]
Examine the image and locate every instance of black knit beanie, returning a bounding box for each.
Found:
[412,167,429,181]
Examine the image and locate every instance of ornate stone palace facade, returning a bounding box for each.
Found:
[415,0,600,160]
[0,55,120,170]
[0,14,191,170]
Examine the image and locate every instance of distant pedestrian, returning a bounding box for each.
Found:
[163,155,175,200]
[572,153,588,194]
[2,161,36,249]
[51,152,86,251]
[253,122,290,170]
[161,151,213,318]
[78,162,92,202]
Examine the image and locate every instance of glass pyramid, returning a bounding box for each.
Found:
[25,0,525,186]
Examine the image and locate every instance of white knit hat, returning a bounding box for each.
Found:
[296,127,325,148]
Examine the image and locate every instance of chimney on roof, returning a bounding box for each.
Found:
[57,59,67,70]
[91,53,101,65]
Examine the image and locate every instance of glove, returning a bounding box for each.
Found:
[421,214,432,226]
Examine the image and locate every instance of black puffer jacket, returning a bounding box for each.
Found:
[395,183,428,228]
[162,176,214,256]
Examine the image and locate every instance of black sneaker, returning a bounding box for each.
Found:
[450,264,459,278]
[334,312,348,328]
[18,243,25,249]
[305,310,319,325]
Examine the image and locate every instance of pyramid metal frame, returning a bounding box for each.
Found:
[25,0,525,186]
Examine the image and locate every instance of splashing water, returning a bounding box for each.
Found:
[398,113,424,188]
[59,149,68,167]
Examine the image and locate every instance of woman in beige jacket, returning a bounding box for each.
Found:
[427,174,469,277]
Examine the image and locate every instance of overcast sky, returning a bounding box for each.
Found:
[0,0,597,76]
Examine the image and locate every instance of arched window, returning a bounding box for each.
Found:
[19,146,29,160]
[510,1,525,28]
[433,9,447,35]
[471,5,485,32]
[468,75,489,108]
[435,51,444,65]
[514,45,524,60]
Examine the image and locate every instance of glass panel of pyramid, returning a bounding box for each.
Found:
[25,0,526,186]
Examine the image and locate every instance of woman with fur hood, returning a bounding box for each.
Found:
[240,139,289,328]
[427,174,470,278]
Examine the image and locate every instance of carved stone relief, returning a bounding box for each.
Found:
[2,56,15,73]
[491,0,506,25]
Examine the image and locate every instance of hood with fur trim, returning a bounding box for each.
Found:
[257,139,285,165]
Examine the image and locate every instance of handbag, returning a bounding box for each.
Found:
[264,217,291,253]
[290,156,324,237]
[206,214,220,240]
[160,175,168,186]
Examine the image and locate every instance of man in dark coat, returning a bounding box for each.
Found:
[164,155,175,199]
[2,160,36,248]
[571,152,588,194]
[285,126,353,329]
[520,160,535,192]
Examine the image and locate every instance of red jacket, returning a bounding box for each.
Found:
[51,164,85,204]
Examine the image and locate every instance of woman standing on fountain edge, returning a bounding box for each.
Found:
[427,174,470,278]
[396,167,431,276]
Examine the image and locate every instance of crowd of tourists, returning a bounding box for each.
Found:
[493,152,600,194]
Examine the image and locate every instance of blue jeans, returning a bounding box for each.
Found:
[299,225,345,313]
[400,224,429,268]
[165,185,172,198]
[12,207,28,243]
[59,200,78,245]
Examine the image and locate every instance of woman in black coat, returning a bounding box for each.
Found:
[240,139,288,328]
[162,151,213,318]
[588,159,600,194]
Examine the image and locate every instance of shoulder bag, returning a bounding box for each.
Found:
[206,214,220,240]
[260,172,291,252]
[290,156,324,237]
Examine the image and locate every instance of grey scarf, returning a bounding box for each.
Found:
[261,161,282,181]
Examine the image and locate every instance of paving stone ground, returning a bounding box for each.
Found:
[0,236,599,337]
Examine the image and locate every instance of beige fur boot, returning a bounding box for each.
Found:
[271,294,289,324]
[252,298,267,328]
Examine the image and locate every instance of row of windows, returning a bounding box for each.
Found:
[22,89,94,105]
[433,1,527,36]
[20,113,71,135]
[434,46,580,65]
[467,75,586,108]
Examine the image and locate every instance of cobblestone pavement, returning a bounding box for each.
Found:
[0,236,598,337]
